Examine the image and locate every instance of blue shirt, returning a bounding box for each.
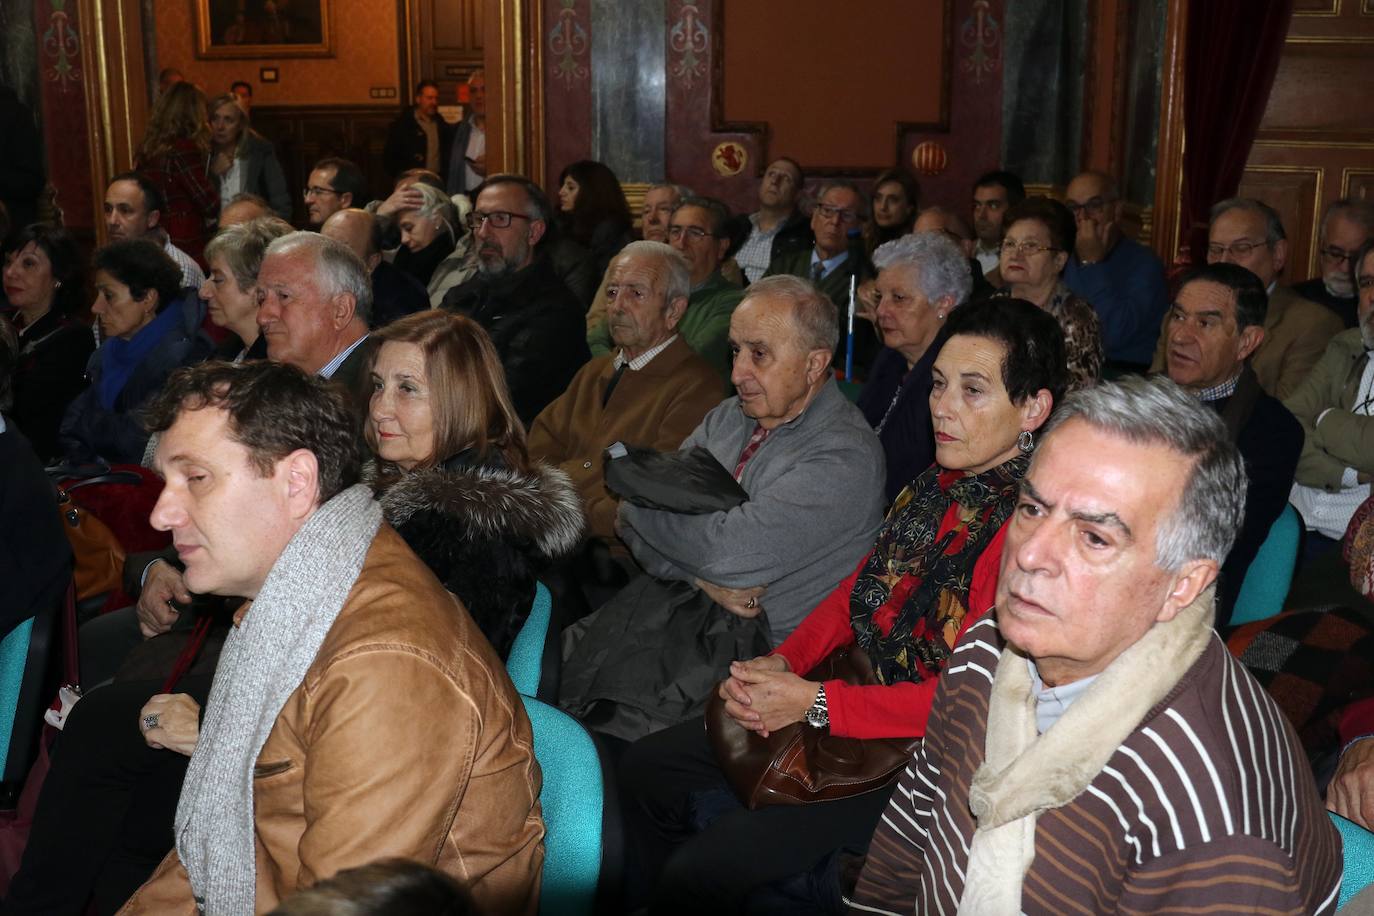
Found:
[1064,234,1168,367]
[809,249,850,282]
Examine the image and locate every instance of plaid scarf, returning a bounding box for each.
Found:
[850,455,1027,686]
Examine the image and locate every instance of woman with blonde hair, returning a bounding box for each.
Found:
[389,182,475,308]
[206,93,291,218]
[366,309,582,656]
[135,82,219,264]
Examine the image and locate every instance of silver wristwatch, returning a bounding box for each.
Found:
[804,684,829,728]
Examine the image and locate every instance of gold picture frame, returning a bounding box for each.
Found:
[194,0,333,59]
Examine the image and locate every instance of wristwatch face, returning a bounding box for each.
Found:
[805,704,827,728]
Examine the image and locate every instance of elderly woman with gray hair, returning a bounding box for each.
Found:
[857,231,974,501]
[389,181,475,308]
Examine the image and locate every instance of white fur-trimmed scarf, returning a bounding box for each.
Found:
[174,484,382,915]
[957,586,1216,914]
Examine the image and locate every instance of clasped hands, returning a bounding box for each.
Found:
[717,654,818,738]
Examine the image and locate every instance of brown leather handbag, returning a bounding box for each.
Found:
[705,647,920,809]
[55,476,135,600]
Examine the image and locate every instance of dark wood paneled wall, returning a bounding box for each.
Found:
[1240,2,1374,280]
[251,105,400,224]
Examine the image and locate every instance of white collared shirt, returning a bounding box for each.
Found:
[319,333,370,380]
[614,334,678,372]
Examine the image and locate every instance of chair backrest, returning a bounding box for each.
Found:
[520,695,602,916]
[1329,810,1374,910]
[0,620,34,772]
[507,582,553,697]
[1231,504,1301,626]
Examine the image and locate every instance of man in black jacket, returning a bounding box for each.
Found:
[382,80,453,183]
[1162,262,1303,625]
[440,175,589,423]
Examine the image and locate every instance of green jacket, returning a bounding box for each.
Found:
[1284,327,1373,490]
[588,271,743,385]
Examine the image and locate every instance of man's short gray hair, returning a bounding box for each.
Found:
[649,181,693,200]
[1210,197,1285,244]
[266,231,373,325]
[613,240,691,305]
[1038,375,1246,572]
[814,179,868,220]
[872,232,974,306]
[674,195,731,238]
[1321,197,1374,240]
[742,275,839,358]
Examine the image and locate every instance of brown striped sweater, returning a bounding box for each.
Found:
[850,616,1343,915]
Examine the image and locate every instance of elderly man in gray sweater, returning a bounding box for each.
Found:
[558,275,885,742]
[620,275,885,642]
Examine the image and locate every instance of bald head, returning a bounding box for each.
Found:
[320,208,381,271]
[915,205,975,257]
[219,196,273,230]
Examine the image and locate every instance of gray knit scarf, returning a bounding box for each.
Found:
[174,484,382,915]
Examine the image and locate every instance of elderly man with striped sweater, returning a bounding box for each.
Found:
[851,377,1342,915]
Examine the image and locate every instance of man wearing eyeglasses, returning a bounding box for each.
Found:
[764,180,878,375]
[303,158,366,228]
[439,175,589,423]
[1292,198,1374,329]
[1062,170,1168,374]
[1286,239,1374,561]
[1149,198,1342,400]
[591,196,743,381]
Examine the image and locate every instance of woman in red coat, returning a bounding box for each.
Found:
[135,83,219,265]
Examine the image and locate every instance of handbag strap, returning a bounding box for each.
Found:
[160,614,214,693]
[59,471,144,497]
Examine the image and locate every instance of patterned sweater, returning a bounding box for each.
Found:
[850,616,1343,915]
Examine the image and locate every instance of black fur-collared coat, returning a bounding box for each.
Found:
[374,455,584,660]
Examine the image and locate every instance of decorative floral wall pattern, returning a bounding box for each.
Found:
[668,0,708,91]
[41,0,81,92]
[548,0,590,90]
[960,0,1002,87]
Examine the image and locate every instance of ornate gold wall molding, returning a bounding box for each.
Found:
[79,0,149,241]
[1152,0,1187,264]
[485,0,544,187]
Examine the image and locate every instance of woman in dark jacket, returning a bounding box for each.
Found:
[865,167,920,255]
[2,224,93,461]
[200,215,292,361]
[366,309,583,657]
[207,94,292,219]
[551,159,634,308]
[59,239,211,464]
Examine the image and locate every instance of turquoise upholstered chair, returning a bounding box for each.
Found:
[1329,810,1374,910]
[506,582,553,697]
[1231,504,1301,626]
[0,618,35,770]
[521,695,605,916]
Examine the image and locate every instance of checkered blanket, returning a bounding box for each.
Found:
[1225,607,1374,762]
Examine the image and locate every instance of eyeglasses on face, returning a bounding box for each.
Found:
[303,186,338,199]
[667,225,714,242]
[1207,240,1268,260]
[1357,275,1374,291]
[1000,239,1060,257]
[1065,197,1110,218]
[815,203,859,225]
[1320,245,1359,266]
[465,210,533,230]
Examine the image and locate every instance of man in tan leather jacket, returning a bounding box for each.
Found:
[117,361,543,915]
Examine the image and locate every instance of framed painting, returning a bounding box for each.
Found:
[194,0,333,59]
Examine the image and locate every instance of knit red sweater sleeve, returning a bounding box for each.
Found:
[774,523,1008,740]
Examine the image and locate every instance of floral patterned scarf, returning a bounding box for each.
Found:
[850,455,1028,685]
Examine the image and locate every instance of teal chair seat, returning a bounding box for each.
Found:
[1231,504,1301,626]
[507,582,553,697]
[521,695,604,916]
[0,618,35,768]
[1329,810,1374,910]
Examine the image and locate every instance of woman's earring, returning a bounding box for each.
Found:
[1017,429,1034,454]
[53,281,62,289]
[936,312,946,320]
